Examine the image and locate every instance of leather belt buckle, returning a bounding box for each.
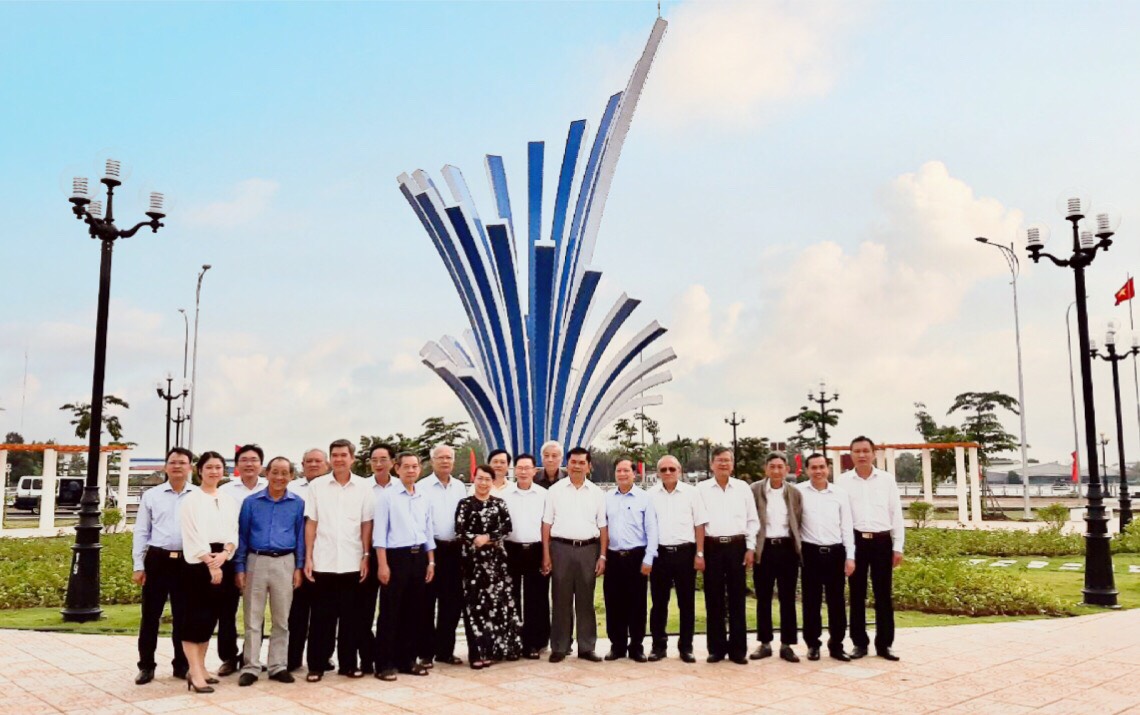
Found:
[169,551,180,559]
[767,538,784,545]
[818,546,831,554]
[716,536,733,544]
[860,532,874,540]
[410,545,423,554]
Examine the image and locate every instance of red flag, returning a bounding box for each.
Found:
[234,444,242,477]
[794,453,803,476]
[469,448,476,478]
[1115,277,1134,305]
[1072,452,1079,483]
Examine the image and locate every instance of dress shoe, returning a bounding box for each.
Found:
[876,648,900,661]
[829,650,851,662]
[647,649,666,662]
[706,654,724,663]
[604,649,625,661]
[549,652,567,663]
[729,655,749,665]
[578,651,603,662]
[436,655,463,666]
[238,672,257,687]
[806,647,821,661]
[779,645,800,663]
[629,651,648,663]
[270,671,295,683]
[134,668,155,685]
[204,677,220,685]
[679,651,696,664]
[523,649,541,660]
[217,660,239,677]
[187,681,215,694]
[505,654,520,662]
[749,643,772,660]
[172,667,188,680]
[850,646,868,659]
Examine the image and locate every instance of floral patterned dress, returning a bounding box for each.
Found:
[455,495,523,661]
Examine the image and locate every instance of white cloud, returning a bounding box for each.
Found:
[185,178,279,229]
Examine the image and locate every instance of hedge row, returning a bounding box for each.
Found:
[0,532,137,610]
[891,558,1076,617]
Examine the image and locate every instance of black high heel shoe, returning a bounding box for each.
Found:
[187,680,215,694]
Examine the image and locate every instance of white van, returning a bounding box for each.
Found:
[13,476,85,512]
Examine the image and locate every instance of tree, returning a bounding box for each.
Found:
[665,435,696,469]
[60,395,130,442]
[733,436,770,483]
[608,417,644,462]
[3,432,43,484]
[894,452,921,482]
[417,417,470,450]
[784,405,843,452]
[634,412,660,445]
[914,402,964,481]
[353,417,470,476]
[947,390,1020,466]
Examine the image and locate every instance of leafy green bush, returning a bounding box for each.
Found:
[1113,519,1140,553]
[908,501,934,528]
[0,532,137,609]
[905,527,1083,558]
[1037,503,1071,531]
[101,508,123,533]
[891,558,1076,616]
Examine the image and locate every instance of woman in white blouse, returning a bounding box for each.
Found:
[180,451,240,693]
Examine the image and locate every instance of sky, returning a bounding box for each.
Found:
[4,0,1140,470]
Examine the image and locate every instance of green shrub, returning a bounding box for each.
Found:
[905,527,1083,558]
[908,501,934,528]
[101,508,124,533]
[0,532,137,609]
[1037,503,1071,532]
[1113,519,1140,553]
[891,558,1076,617]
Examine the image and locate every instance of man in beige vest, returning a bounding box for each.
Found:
[750,452,803,663]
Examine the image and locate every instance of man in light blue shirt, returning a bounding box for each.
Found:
[417,445,468,667]
[602,458,658,662]
[131,447,197,685]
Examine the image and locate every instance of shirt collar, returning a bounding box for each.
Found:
[394,481,420,497]
[160,480,195,494]
[253,489,298,503]
[806,481,833,494]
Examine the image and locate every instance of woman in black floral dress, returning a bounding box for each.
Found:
[455,464,523,668]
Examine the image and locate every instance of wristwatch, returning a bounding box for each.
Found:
[696,551,704,558]
[599,555,607,561]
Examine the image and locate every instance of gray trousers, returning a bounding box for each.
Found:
[549,540,599,655]
[241,553,296,676]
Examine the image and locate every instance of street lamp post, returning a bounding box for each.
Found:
[187,264,211,453]
[1067,301,1083,499]
[62,160,166,622]
[172,406,189,447]
[724,412,745,461]
[806,380,841,456]
[975,237,1032,519]
[1099,432,1111,497]
[1090,327,1137,531]
[1024,192,1119,607]
[156,374,189,456]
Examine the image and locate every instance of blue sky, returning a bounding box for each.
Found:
[4,0,1140,469]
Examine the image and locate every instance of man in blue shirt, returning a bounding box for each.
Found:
[131,447,197,685]
[234,456,306,686]
[603,458,658,662]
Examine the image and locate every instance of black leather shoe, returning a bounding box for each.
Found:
[578,651,603,662]
[679,651,696,663]
[549,652,567,663]
[523,649,540,660]
[436,655,463,666]
[829,650,851,662]
[749,643,772,660]
[779,645,800,663]
[807,647,820,661]
[172,667,188,680]
[603,649,624,661]
[706,654,724,663]
[217,660,239,677]
[877,648,900,661]
[850,646,868,659]
[270,671,295,683]
[238,672,257,687]
[134,669,155,685]
[647,649,666,662]
[729,655,749,665]
[629,651,648,663]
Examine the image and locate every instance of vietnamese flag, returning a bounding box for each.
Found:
[1072,452,1079,483]
[1115,277,1134,306]
[469,448,477,478]
[794,453,803,476]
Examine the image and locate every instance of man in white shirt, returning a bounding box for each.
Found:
[287,448,328,673]
[698,447,759,665]
[216,444,268,676]
[536,440,565,489]
[837,436,904,661]
[418,444,468,667]
[798,453,855,662]
[356,443,397,675]
[541,447,607,663]
[648,455,706,663]
[302,439,374,681]
[749,453,803,663]
[501,453,549,659]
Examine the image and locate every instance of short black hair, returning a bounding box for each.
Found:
[850,436,876,451]
[236,444,264,463]
[395,451,419,466]
[487,449,512,465]
[166,446,194,463]
[514,453,536,468]
[805,453,828,468]
[473,463,495,480]
[711,446,733,460]
[614,457,636,471]
[266,456,295,475]
[329,438,356,456]
[369,443,396,460]
[765,451,787,465]
[196,450,226,473]
[566,446,592,463]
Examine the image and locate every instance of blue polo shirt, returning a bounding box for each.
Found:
[234,489,306,573]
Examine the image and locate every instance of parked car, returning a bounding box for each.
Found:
[13,476,86,513]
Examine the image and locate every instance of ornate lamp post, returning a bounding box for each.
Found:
[806,380,841,456]
[1090,326,1137,531]
[724,412,745,460]
[172,406,189,448]
[156,374,189,456]
[1024,192,1118,607]
[62,160,166,622]
[187,264,211,452]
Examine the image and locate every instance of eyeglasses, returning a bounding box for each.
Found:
[658,467,678,473]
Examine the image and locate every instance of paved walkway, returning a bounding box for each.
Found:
[1,610,1139,715]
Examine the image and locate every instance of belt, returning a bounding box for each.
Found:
[765,537,792,546]
[251,549,294,558]
[607,547,646,557]
[389,545,426,554]
[659,543,695,553]
[857,530,892,540]
[435,539,458,547]
[507,541,541,549]
[148,546,183,559]
[707,535,745,545]
[804,543,843,554]
[552,536,598,547]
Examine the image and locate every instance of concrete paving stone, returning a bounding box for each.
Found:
[62,705,149,715]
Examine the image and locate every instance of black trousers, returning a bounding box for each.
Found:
[308,572,361,673]
[505,542,550,651]
[703,538,747,660]
[421,540,463,661]
[355,551,380,672]
[216,557,240,662]
[602,547,648,655]
[649,543,696,654]
[849,533,895,650]
[802,543,847,652]
[376,547,428,672]
[753,539,799,645]
[287,575,315,671]
[137,547,189,672]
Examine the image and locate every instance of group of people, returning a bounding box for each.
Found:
[130,435,904,693]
